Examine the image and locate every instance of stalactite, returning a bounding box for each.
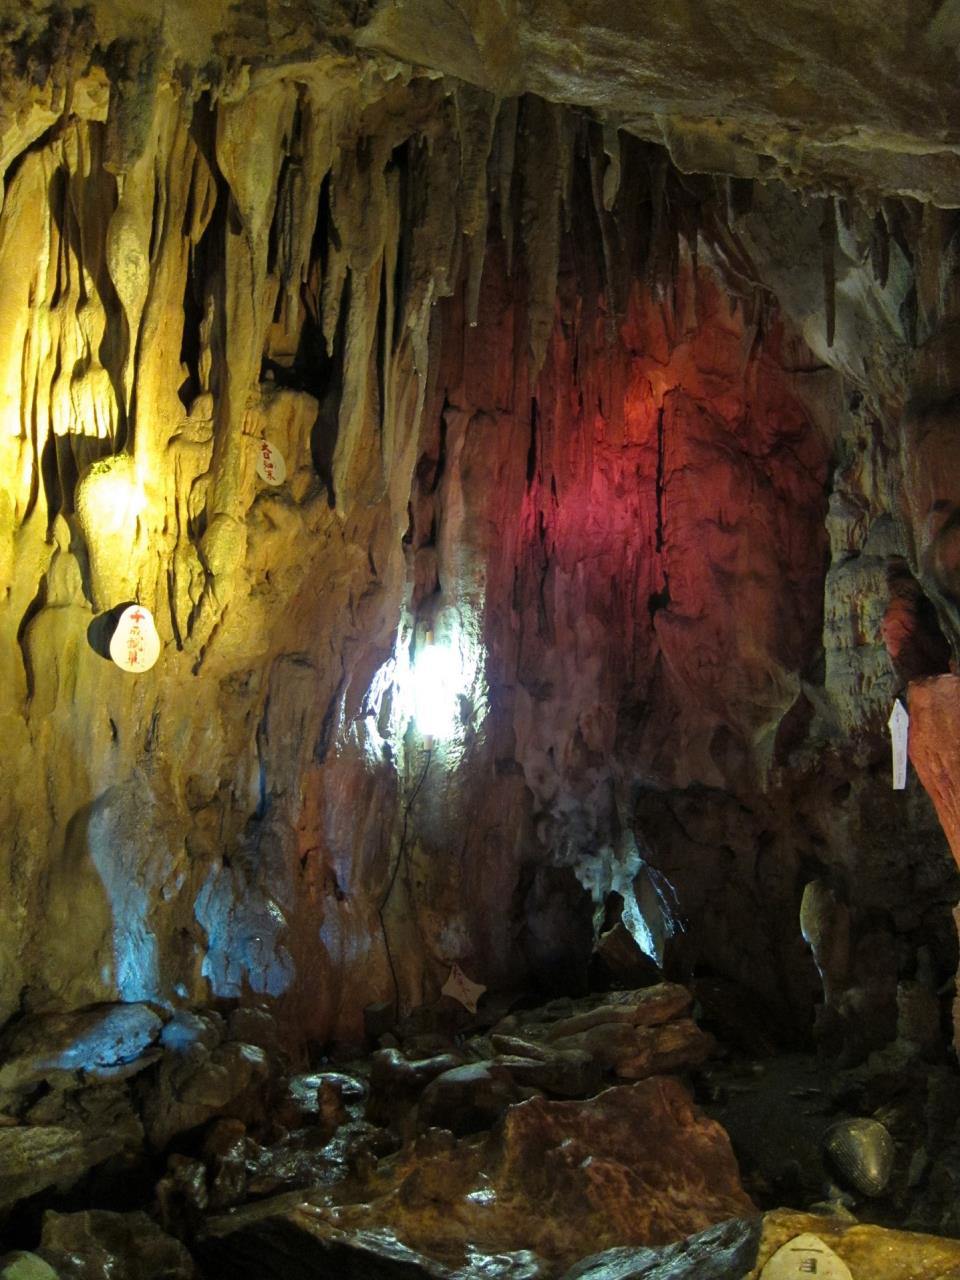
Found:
[601,122,621,213]
[559,111,580,234]
[267,89,336,363]
[587,123,624,324]
[493,97,519,275]
[406,122,462,377]
[520,96,563,381]
[869,208,890,289]
[646,150,675,299]
[454,83,497,329]
[820,195,837,348]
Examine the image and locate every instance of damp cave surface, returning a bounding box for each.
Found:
[5,2,960,1277]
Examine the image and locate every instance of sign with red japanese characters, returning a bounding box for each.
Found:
[255,438,287,486]
[109,604,161,674]
[760,1234,852,1280]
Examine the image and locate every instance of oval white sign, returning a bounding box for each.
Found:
[760,1233,852,1280]
[109,604,161,674]
[255,438,286,486]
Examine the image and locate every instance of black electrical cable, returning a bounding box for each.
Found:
[378,746,433,1015]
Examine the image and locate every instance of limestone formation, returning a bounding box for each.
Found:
[5,0,960,1270]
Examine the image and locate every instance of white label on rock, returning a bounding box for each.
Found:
[109,604,161,674]
[442,963,486,1014]
[888,699,909,791]
[255,438,286,486]
[760,1233,853,1280]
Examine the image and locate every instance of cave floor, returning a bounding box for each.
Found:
[5,990,960,1278]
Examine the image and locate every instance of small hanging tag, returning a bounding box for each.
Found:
[760,1233,853,1280]
[109,604,161,674]
[255,438,286,486]
[888,699,909,791]
[441,963,486,1014]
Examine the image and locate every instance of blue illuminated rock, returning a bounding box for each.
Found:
[0,1004,163,1101]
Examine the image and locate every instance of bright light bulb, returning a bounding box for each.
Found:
[412,637,461,740]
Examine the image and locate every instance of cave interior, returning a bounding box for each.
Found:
[6,2,960,1276]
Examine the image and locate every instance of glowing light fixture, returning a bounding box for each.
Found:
[83,461,147,534]
[412,629,462,742]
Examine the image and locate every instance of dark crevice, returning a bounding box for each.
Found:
[147,166,163,265]
[178,93,223,413]
[254,693,271,821]
[526,396,539,487]
[314,674,346,765]
[389,140,410,351]
[16,578,46,701]
[307,269,350,508]
[655,403,666,553]
[376,252,388,441]
[432,404,449,496]
[648,578,671,623]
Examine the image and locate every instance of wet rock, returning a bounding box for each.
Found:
[535,1018,713,1080]
[204,1117,248,1210]
[159,1011,225,1056]
[317,1080,348,1133]
[487,986,712,1083]
[417,1061,523,1135]
[541,986,694,1040]
[614,1021,716,1079]
[822,1117,895,1198]
[372,1048,463,1094]
[0,1004,164,1101]
[40,1209,197,1279]
[491,1080,754,1251]
[283,1071,366,1125]
[227,1007,282,1057]
[368,1049,463,1122]
[564,1216,762,1279]
[143,1041,271,1148]
[205,1075,753,1272]
[493,1048,602,1098]
[155,1154,209,1237]
[0,1123,129,1210]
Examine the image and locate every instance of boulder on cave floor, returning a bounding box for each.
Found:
[203,1076,754,1276]
[0,1004,164,1103]
[0,1123,130,1211]
[489,984,713,1081]
[142,1039,272,1148]
[38,1209,198,1280]
[363,984,711,1132]
[198,1202,960,1280]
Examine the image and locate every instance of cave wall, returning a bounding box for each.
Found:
[2,0,960,1052]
